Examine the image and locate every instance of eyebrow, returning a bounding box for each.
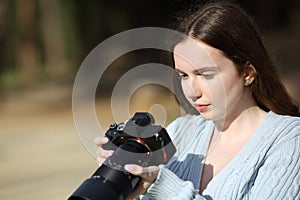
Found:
[175,66,219,74]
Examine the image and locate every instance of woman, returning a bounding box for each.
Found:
[95,1,300,199]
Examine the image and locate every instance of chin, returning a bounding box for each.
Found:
[199,109,225,122]
[198,111,213,120]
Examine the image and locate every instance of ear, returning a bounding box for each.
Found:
[243,62,257,86]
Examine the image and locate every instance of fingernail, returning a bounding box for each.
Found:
[102,137,109,143]
[124,164,135,171]
[108,150,114,156]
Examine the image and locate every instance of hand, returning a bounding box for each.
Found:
[94,136,114,166]
[124,164,160,200]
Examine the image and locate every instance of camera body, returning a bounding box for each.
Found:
[68,112,176,200]
[103,112,175,166]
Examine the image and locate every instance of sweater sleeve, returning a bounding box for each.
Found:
[144,167,208,200]
[142,115,209,200]
[247,127,300,199]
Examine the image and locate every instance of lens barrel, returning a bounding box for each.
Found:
[68,139,149,200]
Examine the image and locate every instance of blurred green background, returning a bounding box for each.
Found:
[0,0,299,199]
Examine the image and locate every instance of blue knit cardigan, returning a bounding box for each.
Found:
[142,111,300,200]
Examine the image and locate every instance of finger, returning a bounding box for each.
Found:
[96,150,113,166]
[126,182,147,200]
[96,147,114,158]
[124,165,159,180]
[96,147,114,166]
[94,136,108,146]
[124,164,143,175]
[96,157,106,166]
[124,165,160,200]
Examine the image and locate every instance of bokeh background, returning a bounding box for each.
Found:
[0,0,299,199]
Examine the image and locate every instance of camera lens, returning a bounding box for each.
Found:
[69,139,150,200]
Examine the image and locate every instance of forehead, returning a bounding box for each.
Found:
[173,38,224,68]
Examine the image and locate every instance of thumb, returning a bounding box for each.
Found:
[125,164,159,181]
[124,164,143,175]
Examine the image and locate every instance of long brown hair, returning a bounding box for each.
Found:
[173,0,300,117]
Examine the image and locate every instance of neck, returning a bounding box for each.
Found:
[214,99,267,135]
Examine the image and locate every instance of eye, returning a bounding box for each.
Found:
[201,71,217,80]
[177,72,188,80]
[202,74,215,79]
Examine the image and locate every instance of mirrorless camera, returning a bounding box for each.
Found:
[68,112,176,200]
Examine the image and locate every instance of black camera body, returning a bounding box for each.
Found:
[68,112,176,200]
[103,112,175,166]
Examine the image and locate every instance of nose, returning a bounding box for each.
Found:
[184,78,203,102]
[189,95,200,102]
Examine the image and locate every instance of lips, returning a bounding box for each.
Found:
[194,104,210,111]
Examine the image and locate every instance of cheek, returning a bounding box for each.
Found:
[181,81,190,97]
[211,75,243,107]
[205,76,243,112]
[206,77,226,104]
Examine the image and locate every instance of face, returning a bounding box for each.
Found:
[174,38,248,122]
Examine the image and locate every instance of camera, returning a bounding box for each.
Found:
[68,112,176,200]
